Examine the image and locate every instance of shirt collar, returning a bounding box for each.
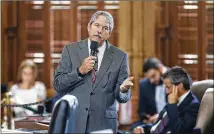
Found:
[158,66,167,85]
[177,90,190,106]
[162,66,167,74]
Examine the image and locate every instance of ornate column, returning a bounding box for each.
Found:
[118,1,133,124]
[118,1,158,123]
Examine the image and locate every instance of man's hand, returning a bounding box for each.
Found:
[142,114,151,124]
[148,114,158,123]
[79,56,96,74]
[143,114,158,124]
[133,127,144,134]
[120,77,134,93]
[168,85,179,104]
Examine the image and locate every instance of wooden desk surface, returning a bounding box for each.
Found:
[15,120,49,130]
[14,115,50,130]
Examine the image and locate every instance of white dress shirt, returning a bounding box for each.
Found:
[155,84,167,113]
[155,67,168,113]
[177,90,190,106]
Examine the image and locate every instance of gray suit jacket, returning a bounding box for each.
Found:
[54,39,131,133]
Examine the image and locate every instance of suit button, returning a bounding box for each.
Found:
[85,108,88,111]
[90,92,95,95]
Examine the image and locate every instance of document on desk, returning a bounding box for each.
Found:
[1,129,32,133]
[90,129,113,133]
[38,118,51,125]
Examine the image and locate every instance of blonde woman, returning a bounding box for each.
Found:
[10,59,46,117]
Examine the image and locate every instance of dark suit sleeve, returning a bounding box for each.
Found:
[138,81,148,120]
[166,102,200,133]
[115,54,131,103]
[54,45,84,94]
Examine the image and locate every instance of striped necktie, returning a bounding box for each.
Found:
[151,112,169,134]
[92,51,98,84]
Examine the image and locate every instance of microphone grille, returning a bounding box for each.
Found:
[90,41,98,50]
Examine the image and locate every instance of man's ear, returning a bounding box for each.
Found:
[177,83,183,91]
[109,31,112,36]
[87,23,91,32]
[106,31,112,39]
[158,66,163,73]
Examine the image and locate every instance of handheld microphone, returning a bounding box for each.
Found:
[90,41,99,71]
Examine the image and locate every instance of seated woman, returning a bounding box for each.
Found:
[10,59,46,117]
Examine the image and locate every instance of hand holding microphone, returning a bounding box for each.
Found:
[79,56,97,75]
[79,41,99,75]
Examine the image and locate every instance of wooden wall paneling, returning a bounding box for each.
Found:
[105,9,119,46]
[130,1,157,122]
[142,2,156,58]
[198,1,207,80]
[61,10,68,41]
[1,1,8,83]
[118,1,158,125]
[118,1,132,125]
[12,1,18,83]
[131,1,143,122]
[4,1,19,83]
[155,2,162,61]
[206,2,214,79]
[169,2,179,66]
[17,1,27,73]
[1,2,16,126]
[43,1,51,88]
[158,2,170,66]
[53,9,62,43]
[78,9,96,40]
[118,2,132,57]
[175,2,198,80]
[1,1,23,84]
[97,1,104,10]
[163,2,170,27]
[70,1,77,42]
[118,1,132,80]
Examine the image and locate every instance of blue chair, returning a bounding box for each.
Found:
[48,95,78,134]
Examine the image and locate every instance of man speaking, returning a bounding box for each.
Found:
[54,11,134,133]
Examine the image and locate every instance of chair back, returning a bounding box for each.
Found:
[191,80,214,102]
[48,95,78,134]
[195,88,214,134]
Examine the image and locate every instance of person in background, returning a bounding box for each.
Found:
[10,59,46,117]
[134,66,199,134]
[130,57,168,130]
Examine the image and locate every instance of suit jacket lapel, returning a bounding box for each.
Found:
[178,92,193,111]
[93,41,114,90]
[77,39,88,63]
[77,39,93,90]
[155,106,167,124]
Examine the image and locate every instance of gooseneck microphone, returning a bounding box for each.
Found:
[90,41,99,71]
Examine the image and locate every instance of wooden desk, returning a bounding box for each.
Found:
[14,115,49,130]
[118,124,131,131]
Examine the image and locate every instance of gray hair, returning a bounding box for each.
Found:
[163,66,192,90]
[88,11,114,32]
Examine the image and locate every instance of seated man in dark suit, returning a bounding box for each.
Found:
[134,66,200,134]
[130,58,167,130]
